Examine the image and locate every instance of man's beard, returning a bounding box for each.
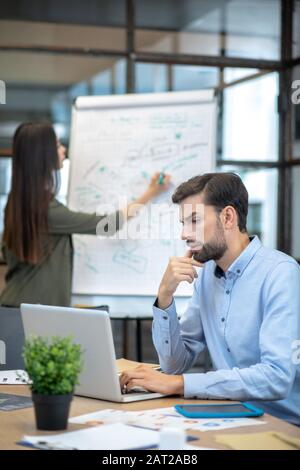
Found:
[190,221,228,264]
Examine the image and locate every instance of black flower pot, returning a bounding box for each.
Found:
[32,393,73,431]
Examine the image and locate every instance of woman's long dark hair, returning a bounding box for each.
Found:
[3,122,59,264]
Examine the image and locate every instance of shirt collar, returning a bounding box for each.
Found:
[214,235,262,279]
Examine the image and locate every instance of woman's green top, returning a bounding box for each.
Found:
[0,198,123,307]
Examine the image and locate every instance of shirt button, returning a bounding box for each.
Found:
[221,318,225,322]
[227,348,231,352]
[237,269,241,274]
[165,340,169,344]
[226,290,230,295]
[162,316,168,320]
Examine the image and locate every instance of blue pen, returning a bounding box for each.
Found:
[158,173,165,185]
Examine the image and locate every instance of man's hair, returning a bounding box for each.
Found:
[172,172,248,233]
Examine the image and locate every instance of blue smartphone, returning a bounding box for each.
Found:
[174,403,264,419]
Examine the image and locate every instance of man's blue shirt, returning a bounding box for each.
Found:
[152,236,300,425]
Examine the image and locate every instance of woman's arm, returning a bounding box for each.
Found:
[121,172,171,220]
[49,173,171,236]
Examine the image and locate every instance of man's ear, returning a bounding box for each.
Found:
[222,206,236,229]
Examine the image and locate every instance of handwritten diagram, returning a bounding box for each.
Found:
[68,93,216,295]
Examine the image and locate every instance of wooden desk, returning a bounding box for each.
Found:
[1,385,299,450]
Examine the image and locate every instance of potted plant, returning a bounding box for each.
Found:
[23,336,83,431]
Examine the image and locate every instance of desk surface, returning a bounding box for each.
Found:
[1,385,299,450]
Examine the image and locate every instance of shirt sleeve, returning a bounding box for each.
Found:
[48,199,124,236]
[152,278,207,374]
[183,261,300,401]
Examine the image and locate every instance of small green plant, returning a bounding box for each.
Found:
[23,336,83,395]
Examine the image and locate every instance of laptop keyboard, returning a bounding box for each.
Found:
[121,385,149,395]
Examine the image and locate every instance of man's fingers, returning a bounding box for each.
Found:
[190,259,203,267]
[176,256,202,267]
[174,260,201,270]
[126,378,146,392]
[178,274,194,284]
[174,267,198,278]
[184,250,202,266]
[120,370,147,387]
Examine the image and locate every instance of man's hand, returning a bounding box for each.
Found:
[158,251,203,309]
[120,366,184,395]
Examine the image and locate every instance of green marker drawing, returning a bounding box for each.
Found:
[141,171,150,179]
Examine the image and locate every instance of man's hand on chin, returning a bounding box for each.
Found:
[120,366,184,395]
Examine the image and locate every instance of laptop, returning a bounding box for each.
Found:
[20,304,166,403]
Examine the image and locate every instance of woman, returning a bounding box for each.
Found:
[0,122,170,307]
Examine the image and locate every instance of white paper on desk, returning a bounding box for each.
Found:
[69,408,265,432]
[189,417,266,432]
[0,370,30,385]
[70,407,179,424]
[136,407,266,432]
[70,408,140,425]
[22,423,160,450]
[184,444,216,450]
[69,407,185,429]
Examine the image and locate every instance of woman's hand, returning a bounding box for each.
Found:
[122,172,171,220]
[146,172,171,198]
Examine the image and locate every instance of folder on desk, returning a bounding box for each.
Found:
[216,431,300,450]
[20,423,159,450]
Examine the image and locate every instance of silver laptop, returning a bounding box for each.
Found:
[20,303,165,402]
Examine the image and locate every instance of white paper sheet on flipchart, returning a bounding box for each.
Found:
[69,407,266,432]
[68,91,216,296]
[22,423,160,450]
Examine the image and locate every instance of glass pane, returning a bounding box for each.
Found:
[0,158,12,238]
[293,0,300,59]
[92,69,113,95]
[0,1,126,28]
[135,64,219,93]
[292,166,300,259]
[224,0,280,60]
[113,59,126,95]
[0,52,125,149]
[172,66,218,91]
[223,68,259,84]
[218,166,278,248]
[0,158,11,195]
[292,66,300,158]
[135,63,168,93]
[56,159,70,206]
[222,72,279,161]
[0,194,8,239]
[136,0,280,60]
